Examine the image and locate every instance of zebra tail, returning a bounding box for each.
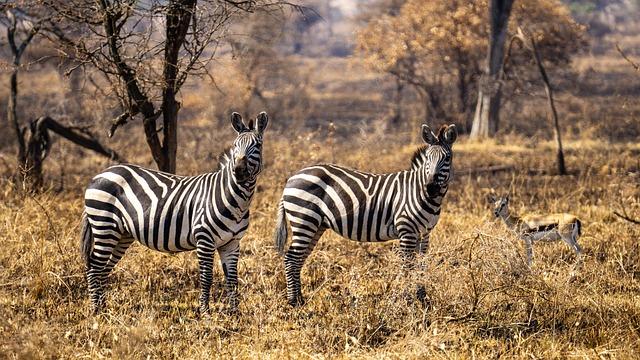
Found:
[80,212,93,267]
[576,219,582,237]
[274,197,288,256]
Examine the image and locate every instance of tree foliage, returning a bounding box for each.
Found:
[357,0,586,125]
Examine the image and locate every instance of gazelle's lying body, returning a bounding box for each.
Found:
[490,196,583,267]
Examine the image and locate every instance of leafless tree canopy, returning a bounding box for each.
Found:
[38,0,300,172]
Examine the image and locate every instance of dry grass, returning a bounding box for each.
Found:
[1,23,639,358]
[0,130,639,358]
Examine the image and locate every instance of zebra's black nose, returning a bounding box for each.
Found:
[233,157,250,182]
[234,167,250,181]
[426,183,441,197]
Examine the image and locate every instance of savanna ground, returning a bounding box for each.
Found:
[1,25,640,360]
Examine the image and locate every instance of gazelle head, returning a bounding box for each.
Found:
[419,124,457,195]
[229,111,269,183]
[489,195,510,218]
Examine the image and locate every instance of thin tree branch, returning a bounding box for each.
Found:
[616,43,639,72]
[613,211,640,225]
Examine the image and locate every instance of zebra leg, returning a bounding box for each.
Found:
[398,233,419,301]
[415,232,430,304]
[100,237,134,290]
[86,233,121,313]
[398,233,419,269]
[416,232,430,256]
[284,228,324,306]
[217,239,241,312]
[196,237,216,316]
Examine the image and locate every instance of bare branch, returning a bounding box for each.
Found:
[616,43,640,72]
[108,111,135,138]
[613,211,640,225]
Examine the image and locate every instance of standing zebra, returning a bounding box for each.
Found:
[274,123,457,306]
[81,112,268,314]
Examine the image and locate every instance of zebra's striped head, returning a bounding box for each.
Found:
[229,112,269,183]
[413,124,457,195]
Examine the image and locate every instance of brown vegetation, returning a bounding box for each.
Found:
[1,0,640,358]
[0,128,638,357]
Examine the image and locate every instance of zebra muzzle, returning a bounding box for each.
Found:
[426,183,441,197]
[234,158,251,182]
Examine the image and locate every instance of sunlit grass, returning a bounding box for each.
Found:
[1,131,638,358]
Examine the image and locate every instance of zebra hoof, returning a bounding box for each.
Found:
[416,287,431,309]
[416,286,427,301]
[198,306,211,319]
[288,296,305,307]
[225,301,240,315]
[91,299,106,315]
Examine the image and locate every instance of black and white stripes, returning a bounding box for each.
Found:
[274,124,457,305]
[81,112,268,314]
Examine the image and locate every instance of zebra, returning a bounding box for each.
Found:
[80,112,268,314]
[489,195,583,267]
[274,123,457,306]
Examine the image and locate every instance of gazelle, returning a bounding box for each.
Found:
[489,195,583,267]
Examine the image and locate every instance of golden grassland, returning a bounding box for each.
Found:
[1,129,639,358]
[1,33,639,356]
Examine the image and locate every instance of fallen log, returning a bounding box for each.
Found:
[19,116,123,190]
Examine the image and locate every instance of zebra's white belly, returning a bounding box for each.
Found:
[325,218,397,242]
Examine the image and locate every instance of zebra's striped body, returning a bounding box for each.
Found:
[275,124,457,306]
[81,112,268,314]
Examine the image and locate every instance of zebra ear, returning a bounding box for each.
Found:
[487,194,497,204]
[440,124,457,145]
[255,111,269,135]
[231,112,248,134]
[421,124,438,145]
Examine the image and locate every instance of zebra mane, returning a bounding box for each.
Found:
[217,146,233,170]
[410,145,429,169]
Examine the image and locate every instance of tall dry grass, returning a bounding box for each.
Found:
[0,128,638,358]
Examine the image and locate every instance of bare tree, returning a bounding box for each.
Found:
[509,27,566,175]
[4,8,39,167]
[2,6,121,190]
[44,0,297,173]
[470,0,514,139]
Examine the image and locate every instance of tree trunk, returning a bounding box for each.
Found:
[427,88,447,123]
[457,63,468,115]
[9,69,26,165]
[23,118,49,189]
[6,11,36,172]
[529,36,567,175]
[391,78,404,126]
[470,0,514,139]
[160,0,196,173]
